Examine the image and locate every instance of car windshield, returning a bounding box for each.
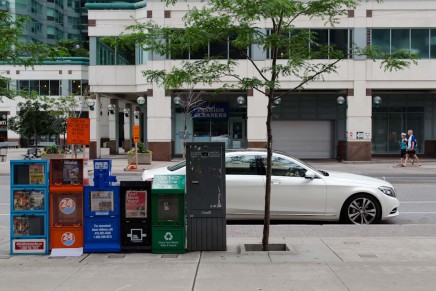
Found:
[167,161,186,171]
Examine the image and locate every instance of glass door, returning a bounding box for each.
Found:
[229,119,246,149]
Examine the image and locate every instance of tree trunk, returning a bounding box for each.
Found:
[183,112,188,159]
[262,95,274,251]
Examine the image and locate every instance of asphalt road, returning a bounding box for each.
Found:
[1,175,435,227]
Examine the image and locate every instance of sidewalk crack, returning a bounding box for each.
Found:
[321,238,344,262]
[191,252,202,291]
[326,263,350,291]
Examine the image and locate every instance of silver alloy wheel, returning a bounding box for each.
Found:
[347,197,377,224]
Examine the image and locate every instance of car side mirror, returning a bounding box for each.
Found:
[305,170,316,180]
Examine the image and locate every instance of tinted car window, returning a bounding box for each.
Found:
[261,155,307,177]
[225,155,259,175]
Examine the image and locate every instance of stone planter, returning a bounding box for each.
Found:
[127,153,152,165]
[41,154,67,160]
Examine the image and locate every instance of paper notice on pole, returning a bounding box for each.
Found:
[50,247,83,257]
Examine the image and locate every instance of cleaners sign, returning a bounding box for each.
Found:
[192,104,229,120]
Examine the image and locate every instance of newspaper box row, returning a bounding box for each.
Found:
[10,159,184,255]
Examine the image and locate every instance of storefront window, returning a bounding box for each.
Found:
[372,95,427,154]
[193,120,210,142]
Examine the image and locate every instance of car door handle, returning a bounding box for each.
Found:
[271,179,282,184]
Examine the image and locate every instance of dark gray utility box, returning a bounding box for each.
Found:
[186,142,226,251]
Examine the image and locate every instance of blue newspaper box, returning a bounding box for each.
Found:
[83,160,120,252]
[10,160,50,255]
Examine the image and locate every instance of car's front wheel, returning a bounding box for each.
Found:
[341,194,381,224]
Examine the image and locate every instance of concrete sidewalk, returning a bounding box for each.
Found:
[1,232,436,290]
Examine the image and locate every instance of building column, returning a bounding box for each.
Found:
[346,82,372,161]
[246,89,267,148]
[147,87,172,161]
[108,99,119,154]
[89,93,101,159]
[123,103,132,151]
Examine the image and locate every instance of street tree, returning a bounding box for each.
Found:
[114,0,418,250]
[8,94,63,147]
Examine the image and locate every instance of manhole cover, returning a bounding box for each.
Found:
[49,256,66,259]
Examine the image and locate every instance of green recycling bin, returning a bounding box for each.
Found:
[151,175,185,254]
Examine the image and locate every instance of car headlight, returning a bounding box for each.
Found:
[379,186,396,197]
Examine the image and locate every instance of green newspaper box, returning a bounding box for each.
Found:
[151,175,185,254]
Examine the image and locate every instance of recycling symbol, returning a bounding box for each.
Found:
[164,232,173,241]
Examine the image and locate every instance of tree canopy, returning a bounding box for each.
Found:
[8,95,64,146]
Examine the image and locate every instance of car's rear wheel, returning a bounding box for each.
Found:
[341,194,381,224]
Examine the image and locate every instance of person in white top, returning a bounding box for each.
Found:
[403,129,421,167]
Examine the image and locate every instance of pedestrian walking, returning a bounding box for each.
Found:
[403,129,421,167]
[399,133,408,166]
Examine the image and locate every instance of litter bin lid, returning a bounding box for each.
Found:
[152,175,185,194]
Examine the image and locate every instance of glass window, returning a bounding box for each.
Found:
[411,29,429,59]
[210,40,228,58]
[330,29,349,58]
[40,80,49,96]
[96,37,135,65]
[47,26,55,39]
[310,29,329,59]
[193,120,210,142]
[29,80,39,95]
[229,34,248,59]
[263,155,307,177]
[50,80,60,96]
[391,29,410,52]
[47,8,55,21]
[430,30,436,59]
[71,80,81,95]
[225,155,259,175]
[190,45,208,59]
[372,29,390,54]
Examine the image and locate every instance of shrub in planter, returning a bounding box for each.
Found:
[127,142,152,164]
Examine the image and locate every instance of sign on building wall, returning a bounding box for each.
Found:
[192,104,229,120]
[67,118,90,145]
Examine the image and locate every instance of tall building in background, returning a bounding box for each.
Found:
[0,0,89,144]
[3,0,88,49]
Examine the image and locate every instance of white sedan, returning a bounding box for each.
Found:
[142,150,399,224]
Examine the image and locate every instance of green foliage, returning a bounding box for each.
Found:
[127,142,151,154]
[44,145,61,154]
[53,40,89,57]
[8,94,64,145]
